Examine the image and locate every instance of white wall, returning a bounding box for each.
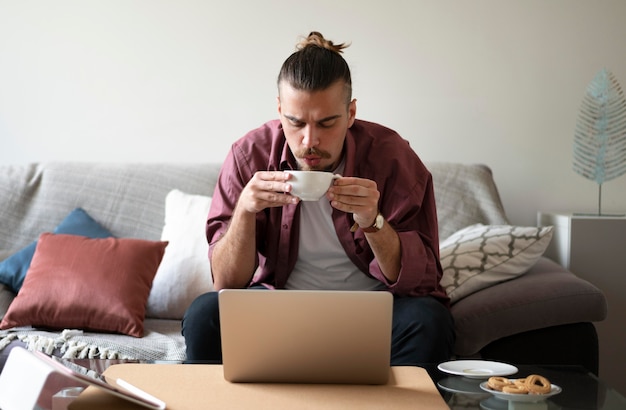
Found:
[1,0,625,226]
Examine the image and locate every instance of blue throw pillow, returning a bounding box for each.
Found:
[0,208,113,293]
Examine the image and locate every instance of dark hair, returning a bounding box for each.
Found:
[277,32,352,104]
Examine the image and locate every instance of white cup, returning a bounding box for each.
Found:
[285,171,340,201]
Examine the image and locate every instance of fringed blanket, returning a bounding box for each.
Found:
[0,319,186,361]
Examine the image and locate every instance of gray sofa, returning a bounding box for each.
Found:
[0,162,607,373]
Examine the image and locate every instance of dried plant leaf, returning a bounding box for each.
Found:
[573,68,626,184]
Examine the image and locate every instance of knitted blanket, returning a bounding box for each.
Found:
[0,319,186,361]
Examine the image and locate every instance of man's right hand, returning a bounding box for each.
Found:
[239,171,299,214]
[212,171,297,289]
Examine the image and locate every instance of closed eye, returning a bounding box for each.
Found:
[318,120,336,128]
[318,115,342,128]
[284,115,305,127]
[284,114,341,128]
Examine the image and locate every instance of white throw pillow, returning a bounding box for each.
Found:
[146,189,213,319]
[439,224,553,303]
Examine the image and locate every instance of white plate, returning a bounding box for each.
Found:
[480,380,562,402]
[437,360,518,379]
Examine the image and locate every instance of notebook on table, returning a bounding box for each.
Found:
[218,289,393,385]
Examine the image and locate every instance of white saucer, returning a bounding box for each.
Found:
[480,380,562,402]
[437,360,518,379]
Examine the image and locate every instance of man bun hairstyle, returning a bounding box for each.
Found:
[278,31,352,104]
[295,31,349,54]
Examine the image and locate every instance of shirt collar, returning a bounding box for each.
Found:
[279,144,298,171]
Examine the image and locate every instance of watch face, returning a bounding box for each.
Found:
[375,214,384,229]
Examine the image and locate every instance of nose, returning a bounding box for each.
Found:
[301,125,319,148]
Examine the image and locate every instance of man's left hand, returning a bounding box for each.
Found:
[327,176,380,228]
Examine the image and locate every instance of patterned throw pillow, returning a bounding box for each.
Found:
[439,224,554,303]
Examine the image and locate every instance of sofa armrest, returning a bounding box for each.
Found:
[451,256,608,356]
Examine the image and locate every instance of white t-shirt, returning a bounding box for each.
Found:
[285,163,384,291]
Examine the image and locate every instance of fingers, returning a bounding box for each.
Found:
[328,177,379,222]
[240,172,380,223]
[256,171,291,192]
[240,171,299,213]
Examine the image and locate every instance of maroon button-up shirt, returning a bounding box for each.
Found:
[207,119,449,306]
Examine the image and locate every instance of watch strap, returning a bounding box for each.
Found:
[361,212,383,233]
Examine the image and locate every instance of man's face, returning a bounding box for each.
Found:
[278,81,356,171]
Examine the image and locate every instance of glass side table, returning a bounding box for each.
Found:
[427,363,626,409]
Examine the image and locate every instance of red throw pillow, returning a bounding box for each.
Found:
[0,233,168,337]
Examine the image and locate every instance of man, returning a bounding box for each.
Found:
[182,32,455,365]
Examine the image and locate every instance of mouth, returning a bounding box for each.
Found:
[299,156,322,170]
[294,147,332,170]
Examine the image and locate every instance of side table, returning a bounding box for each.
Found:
[537,212,626,396]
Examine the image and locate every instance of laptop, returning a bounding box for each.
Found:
[218,289,393,385]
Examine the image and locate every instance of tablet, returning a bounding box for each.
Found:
[0,347,165,410]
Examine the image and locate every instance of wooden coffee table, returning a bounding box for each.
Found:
[70,364,448,409]
[2,355,625,409]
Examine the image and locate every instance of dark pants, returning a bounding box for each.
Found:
[182,290,455,365]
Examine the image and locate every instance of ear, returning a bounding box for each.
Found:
[347,98,357,127]
[277,95,282,115]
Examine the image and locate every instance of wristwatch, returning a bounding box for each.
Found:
[361,212,384,233]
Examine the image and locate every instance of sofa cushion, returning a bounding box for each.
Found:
[440,224,554,303]
[0,208,114,294]
[0,163,221,251]
[0,233,167,337]
[147,189,214,319]
[451,257,608,356]
[0,250,13,262]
